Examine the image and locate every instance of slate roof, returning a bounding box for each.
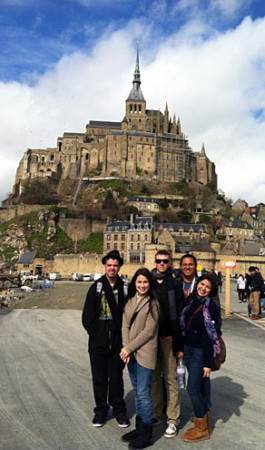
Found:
[18,251,37,264]
[89,121,121,128]
[106,216,153,232]
[155,223,207,233]
[222,218,253,229]
[244,239,265,256]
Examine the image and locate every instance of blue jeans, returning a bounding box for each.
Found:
[184,345,211,418]
[128,358,154,424]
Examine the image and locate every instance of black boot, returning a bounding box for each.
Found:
[121,416,142,442]
[128,422,153,449]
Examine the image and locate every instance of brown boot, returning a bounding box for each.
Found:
[206,411,211,435]
[182,415,210,442]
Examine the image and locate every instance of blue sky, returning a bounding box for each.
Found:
[2,0,265,82]
[1,0,265,203]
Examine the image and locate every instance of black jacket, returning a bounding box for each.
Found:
[249,272,263,293]
[151,269,184,355]
[82,274,125,355]
[183,297,221,367]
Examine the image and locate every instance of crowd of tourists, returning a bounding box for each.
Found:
[82,249,223,449]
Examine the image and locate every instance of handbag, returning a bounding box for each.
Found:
[211,336,226,371]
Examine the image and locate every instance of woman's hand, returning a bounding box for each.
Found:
[120,347,130,363]
[203,367,211,378]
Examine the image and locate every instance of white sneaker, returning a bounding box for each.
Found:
[164,423,178,438]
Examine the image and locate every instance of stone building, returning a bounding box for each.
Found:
[154,223,208,248]
[127,196,161,214]
[12,48,217,198]
[104,215,153,264]
[241,204,265,237]
[219,218,254,241]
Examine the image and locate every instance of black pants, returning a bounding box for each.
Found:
[89,348,126,418]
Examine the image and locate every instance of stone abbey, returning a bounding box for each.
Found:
[13,49,217,196]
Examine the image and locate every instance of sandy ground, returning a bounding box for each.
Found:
[10,281,91,310]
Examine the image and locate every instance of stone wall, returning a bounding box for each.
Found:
[0,205,51,222]
[31,254,143,279]
[58,218,92,241]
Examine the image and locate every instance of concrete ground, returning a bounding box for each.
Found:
[0,283,265,450]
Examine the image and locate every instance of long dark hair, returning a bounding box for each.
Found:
[125,268,158,316]
[127,267,157,301]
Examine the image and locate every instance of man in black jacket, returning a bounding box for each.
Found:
[151,250,184,439]
[248,266,263,320]
[82,250,129,428]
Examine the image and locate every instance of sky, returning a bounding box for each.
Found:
[1,0,265,205]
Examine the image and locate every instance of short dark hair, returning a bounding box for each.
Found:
[180,253,197,267]
[155,249,171,259]
[248,266,256,272]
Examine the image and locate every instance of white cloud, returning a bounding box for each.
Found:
[1,14,265,206]
[209,0,252,18]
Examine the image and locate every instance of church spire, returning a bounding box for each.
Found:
[127,43,145,101]
[133,42,141,84]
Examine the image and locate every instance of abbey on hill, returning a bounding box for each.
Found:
[13,48,217,197]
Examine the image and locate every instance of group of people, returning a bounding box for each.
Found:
[237,267,264,319]
[82,249,222,449]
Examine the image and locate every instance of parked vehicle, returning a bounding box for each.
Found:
[48,272,61,281]
[72,273,83,281]
[93,273,103,281]
[20,272,38,286]
[83,273,92,281]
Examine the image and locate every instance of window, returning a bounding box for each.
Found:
[121,243,125,250]
[107,243,110,250]
[137,243,140,250]
[114,243,118,250]
[144,234,148,241]
[107,235,111,241]
[114,235,118,241]
[137,235,141,241]
[121,234,125,241]
[131,234,134,241]
[131,243,134,250]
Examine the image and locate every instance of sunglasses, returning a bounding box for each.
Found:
[155,259,169,264]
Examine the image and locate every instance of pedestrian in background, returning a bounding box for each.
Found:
[217,271,223,293]
[248,266,263,320]
[237,274,246,303]
[120,268,159,449]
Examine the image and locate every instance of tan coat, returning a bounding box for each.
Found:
[122,295,159,370]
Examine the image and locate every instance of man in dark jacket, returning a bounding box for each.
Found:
[82,250,129,428]
[177,253,221,312]
[248,266,263,320]
[151,250,184,439]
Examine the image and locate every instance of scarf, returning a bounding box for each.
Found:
[151,267,172,279]
[180,294,221,355]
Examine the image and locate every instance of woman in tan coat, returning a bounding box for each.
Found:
[120,268,159,450]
